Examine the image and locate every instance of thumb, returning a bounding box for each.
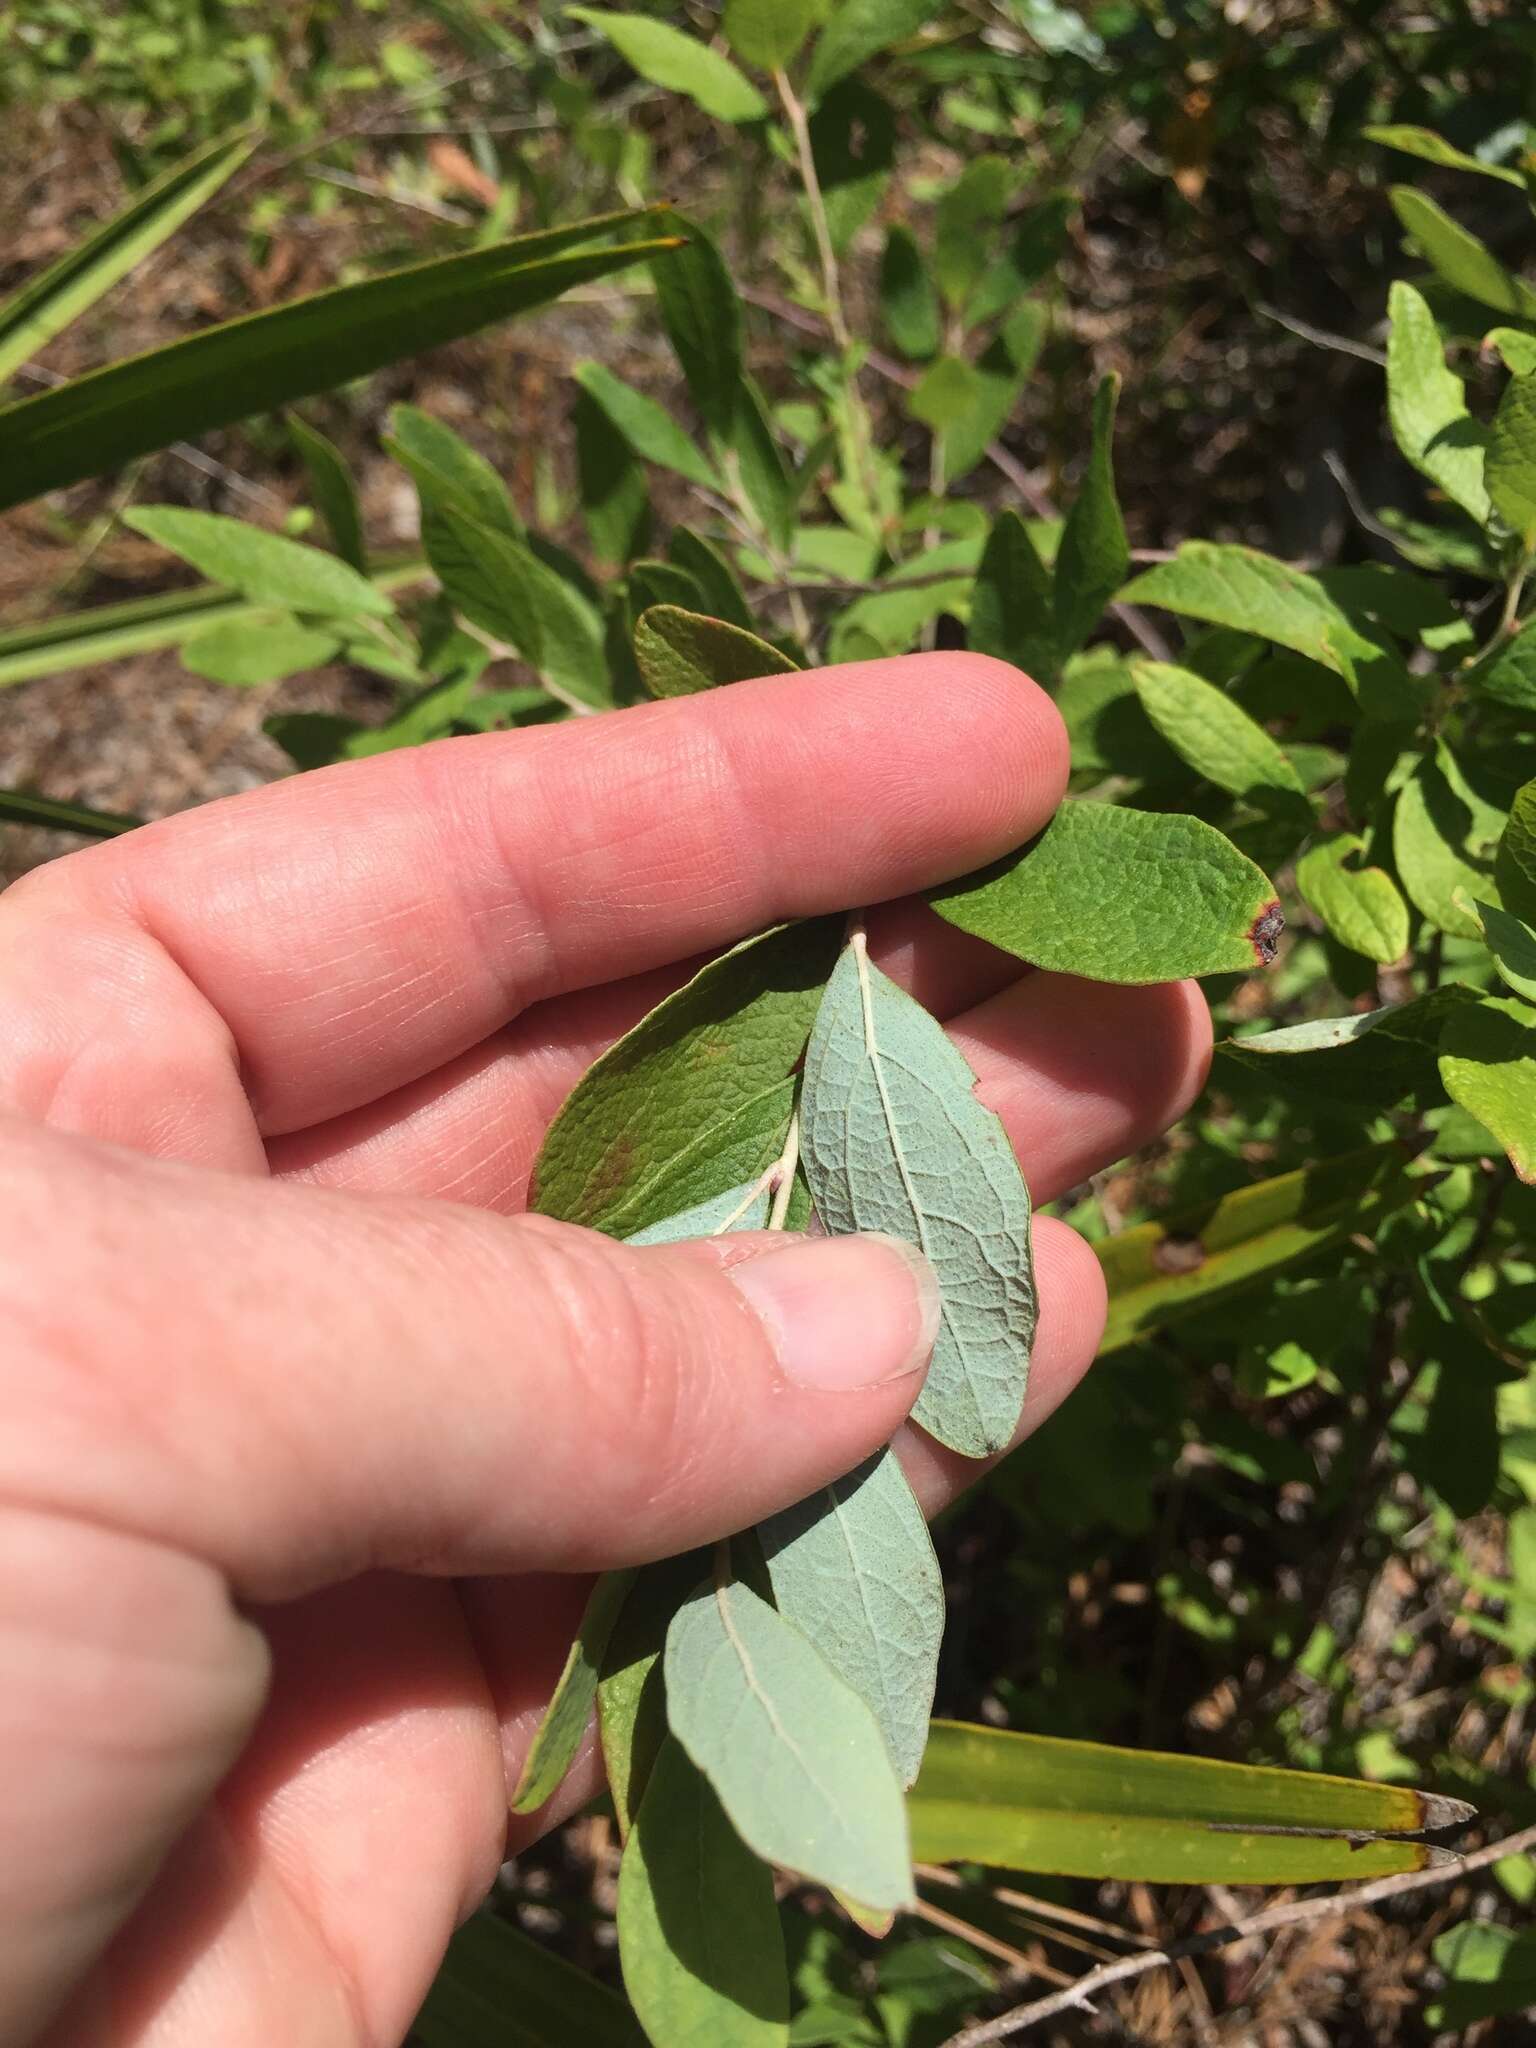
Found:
[7,1122,940,1601]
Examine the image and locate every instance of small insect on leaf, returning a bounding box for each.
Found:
[1249,900,1286,966]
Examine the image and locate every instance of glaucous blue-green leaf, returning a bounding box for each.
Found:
[122,507,393,619]
[569,8,768,122]
[289,413,367,573]
[533,919,842,1233]
[1131,658,1306,802]
[180,612,342,686]
[724,0,816,69]
[625,1179,772,1245]
[1365,124,1528,187]
[1296,833,1410,964]
[968,508,1055,679]
[618,1735,789,2048]
[1394,747,1507,938]
[1054,373,1128,657]
[386,403,518,534]
[760,1451,942,1788]
[878,224,940,361]
[1121,542,1418,720]
[1472,899,1536,1004]
[1385,281,1490,526]
[664,1576,914,1912]
[1439,996,1536,1184]
[1217,984,1482,1109]
[1488,373,1536,545]
[933,800,1281,983]
[1389,187,1536,320]
[572,360,721,490]
[511,1569,637,1813]
[1470,619,1536,711]
[649,213,743,437]
[800,941,1033,1458]
[1497,779,1536,924]
[634,606,793,699]
[426,506,610,709]
[805,0,944,102]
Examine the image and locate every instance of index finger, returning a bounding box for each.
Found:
[3,653,1065,1137]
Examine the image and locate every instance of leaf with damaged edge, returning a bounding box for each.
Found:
[533,919,843,1234]
[618,1735,789,2048]
[512,1569,637,1813]
[1439,997,1536,1184]
[800,940,1034,1458]
[634,607,794,699]
[1297,834,1410,964]
[664,1575,913,1912]
[932,801,1280,984]
[760,1450,943,1787]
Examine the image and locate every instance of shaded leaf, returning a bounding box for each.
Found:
[290,413,366,572]
[512,1570,637,1814]
[1394,747,1507,938]
[664,1576,914,1911]
[1439,996,1536,1184]
[668,528,754,629]
[634,605,793,698]
[878,224,940,360]
[1471,899,1536,1004]
[800,941,1034,1458]
[730,376,796,553]
[0,788,141,838]
[599,1554,707,1842]
[574,385,651,566]
[413,1911,646,2048]
[573,359,721,489]
[570,8,768,122]
[968,509,1055,680]
[619,1735,789,2048]
[1054,373,1128,656]
[760,1451,943,1787]
[1487,372,1536,545]
[1365,125,1527,188]
[1497,778,1536,923]
[533,920,842,1234]
[1296,833,1410,964]
[805,0,944,102]
[932,800,1280,983]
[649,213,744,437]
[1470,618,1536,711]
[1217,985,1482,1109]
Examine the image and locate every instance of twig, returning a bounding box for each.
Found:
[772,69,848,351]
[308,165,475,226]
[1257,304,1387,368]
[937,1821,1536,2048]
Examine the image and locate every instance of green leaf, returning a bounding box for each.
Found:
[600,1554,706,1842]
[533,919,843,1234]
[1131,658,1306,802]
[649,213,744,438]
[1487,373,1536,546]
[1428,1922,1536,2030]
[634,606,793,698]
[1296,834,1410,964]
[1217,985,1482,1109]
[570,8,769,122]
[1389,186,1536,320]
[760,1451,942,1788]
[573,360,721,490]
[933,154,1014,311]
[1121,542,1417,718]
[668,529,754,629]
[1095,1144,1421,1354]
[414,1911,647,2048]
[1497,778,1536,924]
[878,225,940,361]
[932,801,1281,983]
[1385,282,1490,526]
[968,509,1056,679]
[1394,747,1507,939]
[122,507,392,618]
[619,1735,789,2048]
[724,0,817,69]
[909,1721,1469,1882]
[1440,996,1536,1184]
[729,377,796,553]
[0,212,673,512]
[800,941,1034,1457]
[664,1575,914,1912]
[1471,899,1536,1004]
[180,611,342,686]
[905,355,984,432]
[806,0,943,103]
[1364,124,1527,188]
[1053,373,1128,656]
[427,508,610,709]
[1470,618,1536,711]
[1487,327,1536,376]
[511,1569,637,1814]
[289,413,366,573]
[387,404,517,534]
[0,126,258,388]
[574,385,651,566]
[0,788,141,838]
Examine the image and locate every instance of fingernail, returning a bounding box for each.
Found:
[729,1233,940,1392]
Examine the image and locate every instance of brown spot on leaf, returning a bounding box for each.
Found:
[1152,1234,1206,1276]
[1249,899,1285,967]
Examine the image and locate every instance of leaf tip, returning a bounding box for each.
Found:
[1417,1792,1477,1831]
[1249,899,1285,967]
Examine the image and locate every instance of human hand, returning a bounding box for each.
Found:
[0,653,1210,2047]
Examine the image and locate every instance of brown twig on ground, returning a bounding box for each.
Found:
[937,1821,1536,2048]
